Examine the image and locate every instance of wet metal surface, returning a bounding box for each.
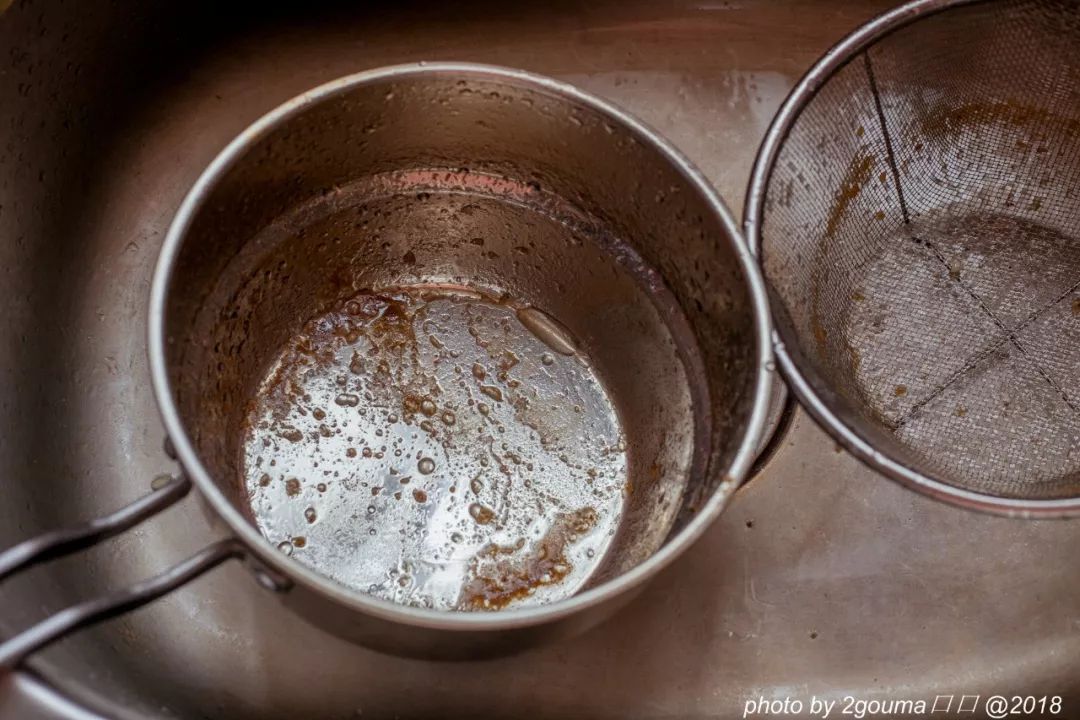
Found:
[242,287,630,610]
[752,0,1080,510]
[2,1,1079,718]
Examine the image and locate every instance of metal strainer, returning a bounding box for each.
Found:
[746,0,1080,516]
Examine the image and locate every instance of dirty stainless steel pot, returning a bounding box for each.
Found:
[0,63,772,665]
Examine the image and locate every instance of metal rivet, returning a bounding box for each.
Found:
[252,567,292,593]
[163,435,178,460]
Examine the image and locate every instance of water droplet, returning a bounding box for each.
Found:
[368,528,377,536]
[420,398,437,416]
[441,410,456,425]
[151,474,172,491]
[469,503,495,525]
[335,393,360,407]
[317,482,327,492]
[541,353,554,366]
[349,352,364,374]
[451,532,464,543]
[387,413,399,423]
[418,457,436,474]
[480,385,503,402]
[277,541,294,556]
[304,507,317,523]
[515,306,578,355]
[470,476,483,494]
[362,447,373,458]
[279,427,303,443]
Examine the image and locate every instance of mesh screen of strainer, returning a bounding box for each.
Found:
[752,0,1080,507]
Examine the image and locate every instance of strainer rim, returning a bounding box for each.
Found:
[743,0,1080,518]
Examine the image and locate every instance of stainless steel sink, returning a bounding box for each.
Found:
[2,1,1078,717]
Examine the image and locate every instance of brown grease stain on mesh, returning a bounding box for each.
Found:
[825,154,876,240]
[461,507,598,610]
[920,100,1080,141]
[811,153,877,353]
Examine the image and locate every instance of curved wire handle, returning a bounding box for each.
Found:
[0,476,244,673]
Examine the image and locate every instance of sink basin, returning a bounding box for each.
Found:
[2,1,1078,717]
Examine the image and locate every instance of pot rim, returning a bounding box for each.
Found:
[148,61,775,631]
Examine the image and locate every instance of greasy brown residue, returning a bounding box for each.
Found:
[412,489,427,503]
[810,312,829,350]
[1071,298,1080,316]
[920,100,1080,141]
[292,536,307,548]
[460,507,597,610]
[846,342,862,373]
[825,153,876,240]
[956,406,968,417]
[810,153,876,355]
[284,477,301,497]
[468,502,496,525]
[894,384,908,397]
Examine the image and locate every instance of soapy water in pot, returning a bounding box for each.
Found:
[241,286,628,610]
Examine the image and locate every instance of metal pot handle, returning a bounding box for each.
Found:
[0,475,244,672]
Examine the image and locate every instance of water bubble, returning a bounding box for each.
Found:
[451,532,464,543]
[349,352,364,374]
[304,507,317,523]
[541,353,554,366]
[420,399,437,416]
[368,528,377,536]
[441,410,456,425]
[279,427,303,443]
[277,540,294,556]
[367,505,376,514]
[469,503,495,525]
[388,413,399,423]
[335,393,360,407]
[515,306,578,355]
[418,457,436,474]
